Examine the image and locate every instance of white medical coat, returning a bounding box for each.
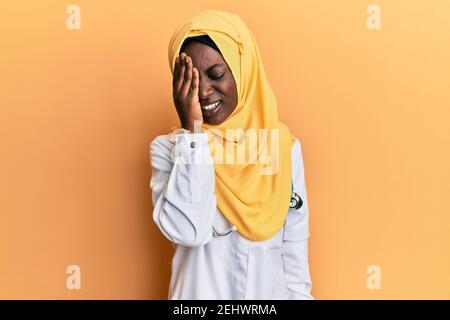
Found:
[150,128,313,300]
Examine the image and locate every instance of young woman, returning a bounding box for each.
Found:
[150,10,313,300]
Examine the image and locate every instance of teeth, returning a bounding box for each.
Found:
[201,100,221,110]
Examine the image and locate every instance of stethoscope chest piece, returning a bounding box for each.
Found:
[290,191,303,210]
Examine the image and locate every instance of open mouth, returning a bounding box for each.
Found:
[201,100,222,117]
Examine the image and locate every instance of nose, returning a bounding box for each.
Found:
[198,75,213,99]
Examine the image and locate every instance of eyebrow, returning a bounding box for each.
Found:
[205,63,224,73]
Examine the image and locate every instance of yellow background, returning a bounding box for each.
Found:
[1,0,449,299]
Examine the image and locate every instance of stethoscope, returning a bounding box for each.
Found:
[213,182,303,237]
[213,224,238,237]
[289,181,303,210]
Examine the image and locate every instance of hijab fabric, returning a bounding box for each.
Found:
[168,10,295,241]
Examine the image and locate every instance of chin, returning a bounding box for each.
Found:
[204,113,223,125]
[205,118,221,125]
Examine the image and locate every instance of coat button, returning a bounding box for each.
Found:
[190,141,196,148]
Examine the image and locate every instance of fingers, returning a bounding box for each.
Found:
[173,53,198,101]
[173,53,185,95]
[189,67,199,98]
[180,55,193,97]
[172,55,180,88]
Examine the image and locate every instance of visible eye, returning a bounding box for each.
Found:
[210,73,224,80]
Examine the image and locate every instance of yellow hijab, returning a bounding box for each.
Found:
[168,10,295,241]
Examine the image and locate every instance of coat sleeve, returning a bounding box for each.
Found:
[149,129,217,247]
[281,138,314,300]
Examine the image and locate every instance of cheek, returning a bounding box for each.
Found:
[221,81,237,100]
